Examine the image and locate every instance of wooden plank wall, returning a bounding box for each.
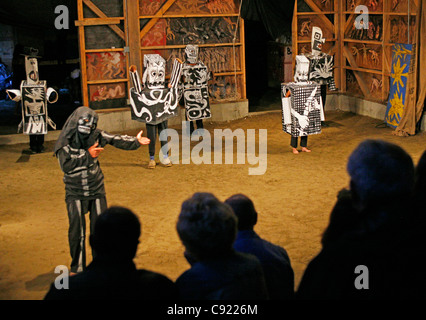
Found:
[293,0,419,104]
[75,0,246,111]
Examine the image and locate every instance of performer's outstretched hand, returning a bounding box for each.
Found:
[136,130,151,145]
[88,142,104,158]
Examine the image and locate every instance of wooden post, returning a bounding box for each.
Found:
[76,0,89,106]
[240,16,246,100]
[339,0,346,93]
[334,0,340,92]
[382,0,388,102]
[292,0,298,80]
[126,0,142,83]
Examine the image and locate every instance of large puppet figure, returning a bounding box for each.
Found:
[180,44,212,134]
[129,54,183,169]
[281,55,324,154]
[304,26,337,118]
[53,106,150,274]
[7,52,58,153]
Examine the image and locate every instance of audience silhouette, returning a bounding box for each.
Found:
[297,139,416,299]
[42,139,426,301]
[44,206,177,300]
[225,194,295,299]
[175,192,269,300]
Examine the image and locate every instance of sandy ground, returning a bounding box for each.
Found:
[0,110,425,300]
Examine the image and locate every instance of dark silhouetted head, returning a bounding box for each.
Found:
[347,139,414,208]
[176,192,237,261]
[224,194,258,231]
[89,206,141,261]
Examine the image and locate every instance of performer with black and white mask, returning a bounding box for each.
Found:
[281,55,324,154]
[53,106,150,274]
[180,44,212,135]
[6,49,58,153]
[142,54,175,169]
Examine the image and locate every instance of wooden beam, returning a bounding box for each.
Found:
[139,13,240,18]
[327,44,336,55]
[82,0,125,40]
[140,42,243,50]
[85,48,125,53]
[77,0,89,106]
[334,0,341,92]
[126,0,142,77]
[240,17,246,99]
[344,14,356,38]
[292,0,298,79]
[340,0,346,93]
[87,79,129,85]
[303,0,335,35]
[140,0,177,40]
[343,66,386,75]
[75,18,122,27]
[343,46,370,97]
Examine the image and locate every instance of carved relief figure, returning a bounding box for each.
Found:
[370,77,382,93]
[91,84,125,102]
[299,20,312,37]
[369,49,380,66]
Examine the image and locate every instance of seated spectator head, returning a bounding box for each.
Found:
[89,206,141,261]
[347,139,414,209]
[176,192,237,261]
[224,194,258,231]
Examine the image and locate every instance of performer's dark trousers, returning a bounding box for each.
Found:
[146,121,168,157]
[185,113,203,133]
[29,134,44,153]
[321,84,327,107]
[66,197,107,273]
[290,135,308,148]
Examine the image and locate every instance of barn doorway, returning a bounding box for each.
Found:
[244,13,292,113]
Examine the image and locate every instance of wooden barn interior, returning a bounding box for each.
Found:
[0,0,424,136]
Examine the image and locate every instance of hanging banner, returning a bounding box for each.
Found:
[385,43,413,128]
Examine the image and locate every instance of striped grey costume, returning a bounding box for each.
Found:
[54,107,141,273]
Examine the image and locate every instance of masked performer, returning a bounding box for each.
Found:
[128,54,182,169]
[53,106,150,274]
[7,50,58,153]
[181,44,212,135]
[281,55,324,154]
[306,27,337,127]
[143,55,172,169]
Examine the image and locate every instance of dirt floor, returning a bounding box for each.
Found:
[0,110,425,300]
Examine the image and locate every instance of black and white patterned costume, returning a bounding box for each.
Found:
[180,45,212,133]
[53,107,142,273]
[281,82,323,137]
[281,54,324,150]
[6,54,58,153]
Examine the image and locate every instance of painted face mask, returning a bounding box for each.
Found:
[185,45,199,64]
[311,27,325,56]
[77,112,97,135]
[294,55,310,83]
[25,57,40,84]
[143,54,166,89]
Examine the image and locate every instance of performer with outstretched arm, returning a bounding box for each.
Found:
[53,106,150,274]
